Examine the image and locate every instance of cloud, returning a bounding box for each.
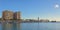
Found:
[54,4,59,8]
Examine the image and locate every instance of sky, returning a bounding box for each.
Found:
[0,0,60,21]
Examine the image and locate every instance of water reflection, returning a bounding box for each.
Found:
[2,23,20,30]
[2,23,60,30]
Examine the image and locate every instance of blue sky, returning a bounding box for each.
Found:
[0,0,60,21]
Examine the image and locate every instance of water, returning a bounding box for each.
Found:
[0,23,60,30]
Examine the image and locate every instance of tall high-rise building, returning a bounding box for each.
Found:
[14,11,21,20]
[2,10,13,20]
[2,10,21,20]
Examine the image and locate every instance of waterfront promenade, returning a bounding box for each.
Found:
[0,20,21,24]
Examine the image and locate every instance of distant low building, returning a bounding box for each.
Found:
[40,19,49,22]
[25,19,36,22]
[51,21,56,22]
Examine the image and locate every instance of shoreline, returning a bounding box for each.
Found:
[0,21,60,24]
[0,20,60,23]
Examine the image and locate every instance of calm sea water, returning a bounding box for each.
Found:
[0,23,60,30]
